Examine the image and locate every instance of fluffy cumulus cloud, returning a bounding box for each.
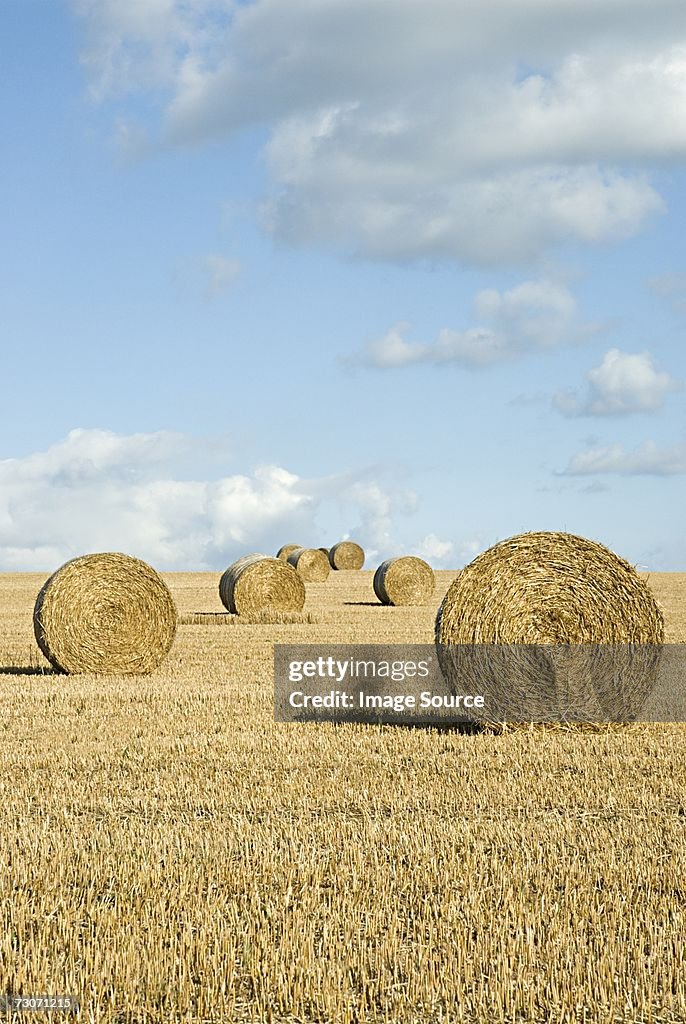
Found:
[359,279,600,369]
[0,429,417,571]
[563,440,686,476]
[72,0,686,265]
[554,348,682,415]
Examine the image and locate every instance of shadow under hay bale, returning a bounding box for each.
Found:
[328,541,365,570]
[435,531,665,725]
[0,665,57,676]
[179,610,318,625]
[373,556,435,606]
[219,554,306,616]
[33,552,178,675]
[287,547,331,582]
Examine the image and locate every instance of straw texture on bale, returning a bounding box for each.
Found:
[219,554,305,616]
[287,547,330,582]
[373,556,435,606]
[435,531,665,723]
[328,541,365,570]
[276,543,301,561]
[33,552,177,675]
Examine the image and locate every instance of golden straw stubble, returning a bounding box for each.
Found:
[219,554,306,615]
[328,541,365,570]
[435,531,665,723]
[33,552,178,675]
[373,556,435,606]
[287,547,330,582]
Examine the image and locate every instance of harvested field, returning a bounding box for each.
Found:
[0,569,685,1023]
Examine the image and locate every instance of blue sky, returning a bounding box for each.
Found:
[1,0,685,571]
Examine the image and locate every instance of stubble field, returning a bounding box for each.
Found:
[1,570,685,1023]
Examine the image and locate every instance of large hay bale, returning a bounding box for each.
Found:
[373,556,435,606]
[33,552,177,675]
[435,531,664,723]
[219,554,305,615]
[276,543,301,561]
[287,547,330,582]
[328,541,365,570]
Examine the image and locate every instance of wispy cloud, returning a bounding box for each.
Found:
[562,440,686,476]
[202,253,241,297]
[355,279,601,369]
[415,533,455,567]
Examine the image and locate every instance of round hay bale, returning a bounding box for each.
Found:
[373,556,435,606]
[33,552,177,675]
[276,543,301,561]
[318,547,330,556]
[219,554,305,615]
[287,547,330,582]
[328,541,365,570]
[435,531,664,723]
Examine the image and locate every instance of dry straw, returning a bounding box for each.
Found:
[276,543,301,561]
[328,541,365,570]
[373,556,435,606]
[219,553,305,616]
[33,552,177,675]
[287,547,330,582]
[435,531,665,723]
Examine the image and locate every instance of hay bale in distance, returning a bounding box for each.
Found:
[328,541,365,570]
[220,554,305,615]
[318,547,330,556]
[276,543,301,561]
[287,547,330,582]
[33,552,177,675]
[435,531,664,723]
[374,556,435,606]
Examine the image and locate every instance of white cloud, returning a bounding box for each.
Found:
[415,533,455,568]
[563,440,686,475]
[363,322,427,368]
[73,0,228,99]
[554,348,681,415]
[72,0,686,264]
[0,427,192,483]
[358,279,600,369]
[263,154,663,267]
[342,481,393,554]
[0,428,421,571]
